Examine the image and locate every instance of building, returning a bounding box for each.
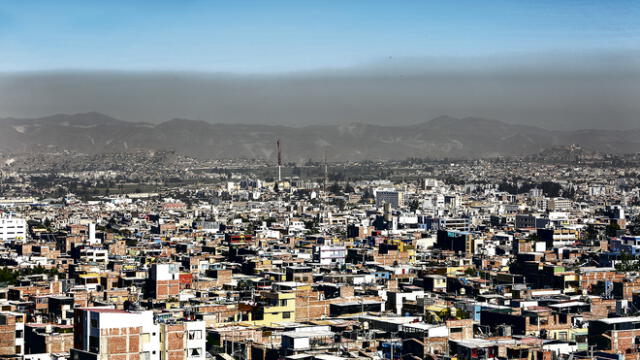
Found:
[313,245,346,265]
[79,248,109,266]
[25,323,74,355]
[147,263,180,300]
[249,292,296,326]
[0,214,27,242]
[158,320,206,360]
[529,188,543,198]
[71,307,205,360]
[71,308,158,360]
[537,228,578,248]
[610,235,640,255]
[435,230,482,256]
[329,300,384,316]
[432,217,470,231]
[589,316,640,355]
[548,198,572,212]
[0,312,26,356]
[515,215,549,230]
[375,190,404,208]
[281,326,336,355]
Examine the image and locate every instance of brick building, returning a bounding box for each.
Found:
[0,312,25,356]
[146,263,180,300]
[71,308,205,360]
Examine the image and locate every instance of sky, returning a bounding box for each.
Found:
[0,1,639,130]
[1,0,639,72]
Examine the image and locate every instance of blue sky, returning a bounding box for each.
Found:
[0,0,638,73]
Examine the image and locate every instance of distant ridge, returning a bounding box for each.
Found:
[1,112,639,160]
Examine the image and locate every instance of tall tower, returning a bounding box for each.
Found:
[323,152,328,193]
[277,139,282,182]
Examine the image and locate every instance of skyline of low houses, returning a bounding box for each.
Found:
[0,153,639,360]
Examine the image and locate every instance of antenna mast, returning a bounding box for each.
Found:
[323,151,328,193]
[277,139,282,182]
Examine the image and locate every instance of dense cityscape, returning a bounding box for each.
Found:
[0,147,639,360]
[2,1,639,360]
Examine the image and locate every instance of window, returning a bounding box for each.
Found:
[90,319,98,328]
[283,311,291,319]
[15,330,23,338]
[188,330,202,340]
[188,348,202,357]
[559,313,568,324]
[89,336,99,353]
[450,327,463,333]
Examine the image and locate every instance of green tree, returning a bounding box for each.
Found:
[329,182,342,195]
[606,222,621,237]
[344,183,355,193]
[616,251,639,271]
[584,224,599,240]
[628,216,640,235]
[0,267,18,285]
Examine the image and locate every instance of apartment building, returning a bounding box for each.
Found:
[71,308,205,360]
[0,214,27,242]
[375,190,404,208]
[313,245,346,265]
[248,292,296,326]
[0,312,26,356]
[147,263,180,300]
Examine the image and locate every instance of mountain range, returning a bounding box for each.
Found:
[0,112,638,161]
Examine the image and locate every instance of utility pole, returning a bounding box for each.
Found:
[389,331,398,360]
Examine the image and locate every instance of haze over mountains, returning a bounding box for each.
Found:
[1,51,639,131]
[1,112,639,161]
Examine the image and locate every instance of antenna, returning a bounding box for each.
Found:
[323,151,328,193]
[277,139,282,182]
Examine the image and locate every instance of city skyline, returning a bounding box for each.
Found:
[3,3,640,360]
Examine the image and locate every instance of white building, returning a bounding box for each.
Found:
[0,214,27,242]
[72,308,161,360]
[79,248,109,266]
[71,308,206,360]
[313,245,346,265]
[529,188,544,198]
[548,198,572,212]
